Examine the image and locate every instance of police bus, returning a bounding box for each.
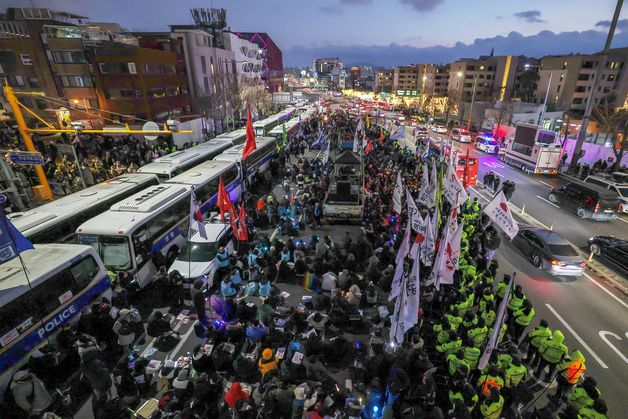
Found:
[76,161,246,289]
[252,107,295,136]
[0,244,111,389]
[137,139,233,181]
[268,117,300,143]
[214,137,276,183]
[9,173,159,244]
[213,128,247,146]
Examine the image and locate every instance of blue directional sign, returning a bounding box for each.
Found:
[7,151,45,165]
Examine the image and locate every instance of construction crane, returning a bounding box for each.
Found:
[3,83,193,201]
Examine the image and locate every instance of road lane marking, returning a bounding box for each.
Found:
[583,273,628,309]
[545,303,608,368]
[616,217,628,225]
[599,331,628,364]
[468,187,490,202]
[536,195,560,208]
[539,181,553,188]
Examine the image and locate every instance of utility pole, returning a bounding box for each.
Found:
[570,0,623,170]
[538,72,553,127]
[467,76,477,131]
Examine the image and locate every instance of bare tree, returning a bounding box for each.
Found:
[593,98,628,171]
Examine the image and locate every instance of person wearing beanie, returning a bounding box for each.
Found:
[258,348,279,376]
[112,308,135,354]
[292,385,306,419]
[191,344,213,374]
[307,311,329,332]
[173,369,192,399]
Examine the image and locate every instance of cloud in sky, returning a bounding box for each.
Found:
[284,29,628,67]
[399,0,445,13]
[319,4,343,14]
[514,10,545,23]
[595,18,628,32]
[341,0,372,4]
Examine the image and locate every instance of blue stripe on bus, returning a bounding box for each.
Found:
[0,275,111,374]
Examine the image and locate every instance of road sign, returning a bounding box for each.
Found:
[7,151,44,166]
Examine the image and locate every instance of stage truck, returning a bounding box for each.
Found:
[323,150,364,222]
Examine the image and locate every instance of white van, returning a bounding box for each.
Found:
[584,175,628,213]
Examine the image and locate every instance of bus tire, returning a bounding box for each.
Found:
[577,208,587,219]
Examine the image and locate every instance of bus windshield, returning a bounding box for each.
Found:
[86,236,133,270]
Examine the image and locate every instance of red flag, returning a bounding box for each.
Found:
[365,139,373,154]
[242,107,257,161]
[228,200,239,236]
[217,176,231,221]
[237,205,249,241]
[379,129,385,141]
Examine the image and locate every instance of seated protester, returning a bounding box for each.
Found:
[338,269,350,289]
[173,369,193,400]
[9,370,52,418]
[113,359,139,404]
[277,260,294,283]
[258,277,272,298]
[230,268,244,286]
[346,283,362,306]
[302,355,327,382]
[233,354,261,384]
[294,258,308,285]
[246,320,268,344]
[235,397,257,419]
[191,344,213,375]
[312,290,331,312]
[146,311,172,338]
[221,276,238,298]
[224,381,250,409]
[258,348,279,377]
[307,312,329,332]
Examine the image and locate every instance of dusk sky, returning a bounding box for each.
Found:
[6,0,628,66]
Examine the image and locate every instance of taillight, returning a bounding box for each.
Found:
[594,202,600,212]
[618,203,622,212]
[551,259,565,266]
[579,262,586,268]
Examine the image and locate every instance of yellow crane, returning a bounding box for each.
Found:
[3,83,192,201]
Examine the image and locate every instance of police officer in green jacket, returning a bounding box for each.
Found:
[536,329,569,380]
[462,336,481,372]
[447,349,470,377]
[437,331,462,357]
[526,319,552,368]
[579,398,608,419]
[507,284,526,314]
[512,300,535,343]
[494,274,511,306]
[503,355,527,407]
[480,387,504,419]
[468,318,489,348]
[568,376,601,410]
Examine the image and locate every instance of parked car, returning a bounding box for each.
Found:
[451,128,472,143]
[430,125,447,134]
[548,181,621,221]
[588,236,628,276]
[475,136,499,154]
[512,226,585,276]
[584,175,628,213]
[168,218,234,288]
[416,126,429,135]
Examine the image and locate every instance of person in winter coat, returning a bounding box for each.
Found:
[302,355,328,382]
[258,348,279,376]
[225,381,250,408]
[191,279,207,323]
[191,344,213,374]
[346,283,362,306]
[146,312,172,338]
[113,359,139,404]
[77,335,112,407]
[537,329,569,380]
[10,370,52,417]
[112,308,135,354]
[292,385,306,419]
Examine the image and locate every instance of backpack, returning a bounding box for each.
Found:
[117,320,133,336]
[155,333,180,353]
[1,379,33,418]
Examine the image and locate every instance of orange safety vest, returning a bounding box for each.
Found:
[562,359,586,384]
[479,375,503,397]
[256,199,266,212]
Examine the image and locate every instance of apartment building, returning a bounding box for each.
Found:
[393,65,420,96]
[536,48,628,112]
[374,69,393,93]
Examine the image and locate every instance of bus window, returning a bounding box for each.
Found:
[98,236,133,271]
[70,256,99,289]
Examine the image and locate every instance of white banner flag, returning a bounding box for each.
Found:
[410,216,426,260]
[427,163,437,208]
[322,140,330,164]
[393,172,403,214]
[440,220,464,287]
[478,278,514,370]
[352,125,360,153]
[189,190,207,239]
[417,165,430,207]
[443,164,469,208]
[483,190,520,240]
[403,256,421,328]
[425,220,450,290]
[406,190,422,233]
[447,206,459,237]
[421,209,438,267]
[389,218,412,301]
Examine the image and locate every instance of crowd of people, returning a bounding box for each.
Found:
[1,113,611,419]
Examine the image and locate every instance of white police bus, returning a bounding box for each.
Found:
[0,244,111,389]
[268,117,300,143]
[252,107,295,136]
[214,137,276,183]
[137,140,233,181]
[9,173,159,244]
[213,128,247,146]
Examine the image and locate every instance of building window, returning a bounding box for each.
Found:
[20,53,32,65]
[28,77,39,87]
[575,86,586,93]
[577,74,590,81]
[117,89,140,98]
[147,87,165,98]
[556,85,561,93]
[582,61,595,69]
[143,63,176,75]
[52,50,87,64]
[572,98,584,105]
[99,62,131,75]
[58,75,93,87]
[607,74,616,82]
[562,61,567,69]
[559,73,564,81]
[200,56,207,74]
[8,75,25,87]
[165,86,180,96]
[203,77,210,93]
